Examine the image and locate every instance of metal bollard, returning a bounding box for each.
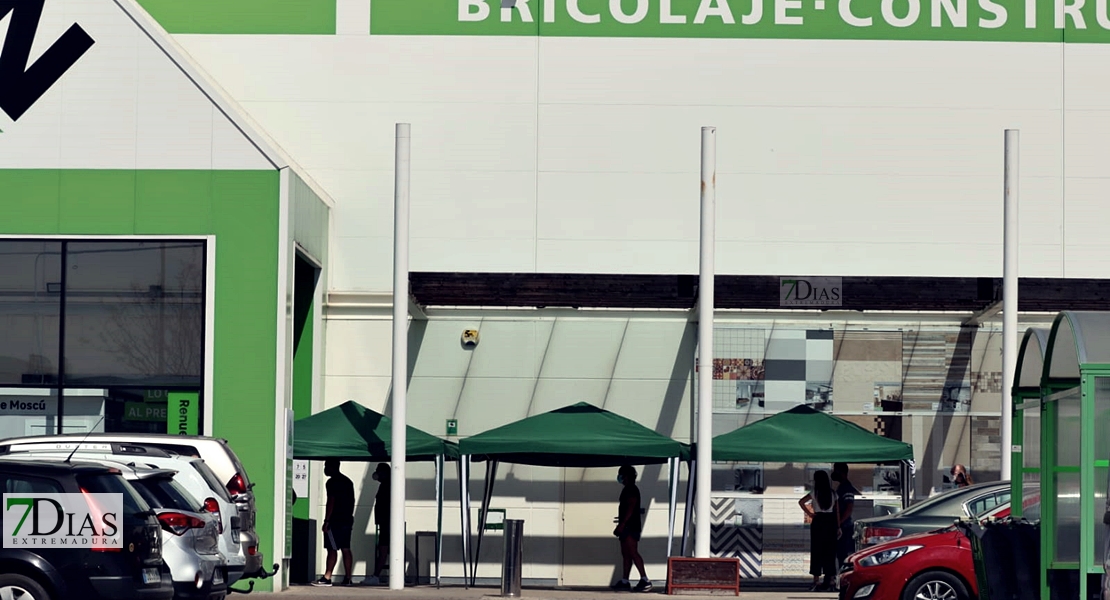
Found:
[501,520,524,597]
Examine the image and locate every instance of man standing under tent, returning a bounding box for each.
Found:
[832,463,860,571]
[364,463,391,585]
[314,459,355,586]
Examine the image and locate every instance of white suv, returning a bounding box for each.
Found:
[0,441,248,586]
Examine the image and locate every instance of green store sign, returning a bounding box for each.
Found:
[370,0,1110,42]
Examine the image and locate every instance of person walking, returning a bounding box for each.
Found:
[610,465,652,592]
[313,459,355,586]
[799,470,840,592]
[831,462,860,571]
[363,463,391,585]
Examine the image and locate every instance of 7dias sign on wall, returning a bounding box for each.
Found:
[372,0,1110,42]
[0,0,94,126]
[4,493,123,549]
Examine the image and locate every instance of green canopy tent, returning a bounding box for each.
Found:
[680,404,915,556]
[457,402,691,585]
[711,404,914,463]
[293,400,460,586]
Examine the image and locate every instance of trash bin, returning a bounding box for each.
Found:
[502,519,524,597]
[955,518,1039,600]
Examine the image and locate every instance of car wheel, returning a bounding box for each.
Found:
[902,571,969,600]
[0,573,52,600]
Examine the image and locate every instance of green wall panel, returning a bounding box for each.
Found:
[136,171,214,233]
[59,170,137,234]
[0,170,61,233]
[136,0,336,34]
[0,168,282,592]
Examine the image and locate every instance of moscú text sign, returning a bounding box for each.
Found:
[371,0,1110,43]
[780,277,842,306]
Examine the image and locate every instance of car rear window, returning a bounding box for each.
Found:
[133,477,200,512]
[190,460,232,502]
[902,485,1005,517]
[76,473,151,517]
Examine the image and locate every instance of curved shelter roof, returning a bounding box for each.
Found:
[1043,311,1110,383]
[457,402,690,467]
[712,405,914,463]
[1015,327,1052,393]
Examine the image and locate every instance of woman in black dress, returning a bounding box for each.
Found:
[799,470,840,592]
[611,465,652,592]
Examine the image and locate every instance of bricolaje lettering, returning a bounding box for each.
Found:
[0,0,94,122]
[372,0,1110,42]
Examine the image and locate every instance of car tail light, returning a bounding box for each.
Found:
[862,526,903,545]
[247,545,257,555]
[227,473,248,496]
[202,498,223,534]
[80,487,121,552]
[158,512,206,536]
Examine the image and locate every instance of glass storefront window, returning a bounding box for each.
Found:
[64,242,204,388]
[0,240,206,435]
[0,242,61,386]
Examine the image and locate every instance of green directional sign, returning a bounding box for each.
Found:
[167,392,199,436]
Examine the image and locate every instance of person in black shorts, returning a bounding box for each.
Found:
[364,463,391,585]
[313,459,355,586]
[611,465,652,592]
[832,462,860,573]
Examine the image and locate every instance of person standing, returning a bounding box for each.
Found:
[364,463,391,585]
[799,470,840,592]
[313,459,355,586]
[610,465,652,592]
[831,462,860,571]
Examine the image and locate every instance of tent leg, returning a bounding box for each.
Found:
[900,461,911,510]
[667,458,678,558]
[682,458,696,557]
[458,457,470,588]
[436,455,443,588]
[472,460,498,587]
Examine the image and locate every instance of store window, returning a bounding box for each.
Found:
[0,241,62,386]
[0,240,206,436]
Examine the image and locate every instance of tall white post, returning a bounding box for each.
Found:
[1001,129,1019,481]
[695,126,716,558]
[390,122,410,589]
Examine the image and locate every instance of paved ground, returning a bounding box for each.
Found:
[273,582,837,600]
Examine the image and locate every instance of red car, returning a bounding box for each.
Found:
[838,494,1040,600]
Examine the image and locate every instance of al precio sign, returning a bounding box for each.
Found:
[371,0,1110,42]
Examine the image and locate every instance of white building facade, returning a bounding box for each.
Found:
[6,0,1110,587]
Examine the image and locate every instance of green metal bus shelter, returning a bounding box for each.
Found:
[1011,326,1050,521]
[1014,311,1110,600]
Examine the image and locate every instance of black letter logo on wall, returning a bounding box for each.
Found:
[0,0,94,121]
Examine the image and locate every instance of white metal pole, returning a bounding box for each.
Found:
[695,126,716,558]
[1001,129,1019,481]
[390,122,410,589]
